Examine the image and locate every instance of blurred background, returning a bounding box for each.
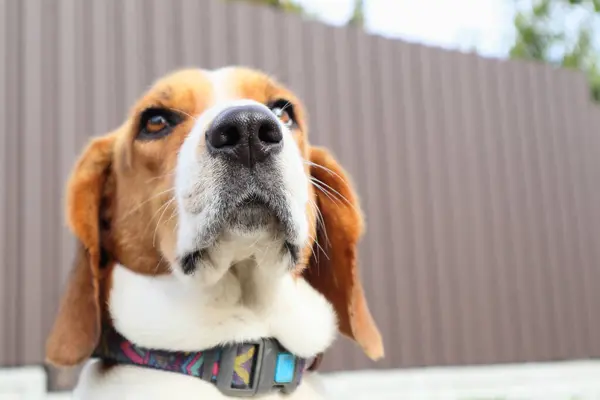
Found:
[1,0,600,398]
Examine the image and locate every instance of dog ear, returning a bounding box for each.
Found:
[304,146,384,361]
[46,134,116,366]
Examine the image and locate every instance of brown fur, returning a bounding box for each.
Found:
[304,147,384,360]
[45,67,383,367]
[46,134,116,365]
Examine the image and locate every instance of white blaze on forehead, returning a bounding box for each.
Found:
[190,67,273,127]
[205,67,240,105]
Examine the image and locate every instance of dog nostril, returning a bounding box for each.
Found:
[258,122,282,144]
[207,126,240,149]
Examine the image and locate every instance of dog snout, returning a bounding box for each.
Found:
[205,105,283,168]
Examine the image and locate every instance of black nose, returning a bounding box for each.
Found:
[205,105,283,167]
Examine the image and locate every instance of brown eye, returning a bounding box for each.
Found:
[138,108,183,140]
[272,107,293,127]
[146,115,168,133]
[269,100,296,128]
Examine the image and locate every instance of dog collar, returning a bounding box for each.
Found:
[93,327,319,397]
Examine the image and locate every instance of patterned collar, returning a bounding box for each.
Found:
[93,326,320,397]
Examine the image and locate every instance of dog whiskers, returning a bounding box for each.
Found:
[309,179,340,208]
[144,169,176,184]
[306,199,329,268]
[308,197,329,248]
[279,100,293,114]
[310,177,358,214]
[308,232,329,262]
[153,255,165,277]
[152,197,177,247]
[143,196,175,233]
[245,234,264,256]
[167,107,198,121]
[255,240,275,267]
[119,187,176,222]
[303,160,350,187]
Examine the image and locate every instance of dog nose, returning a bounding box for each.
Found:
[206,105,283,167]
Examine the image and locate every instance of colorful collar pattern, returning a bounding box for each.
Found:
[93,327,316,397]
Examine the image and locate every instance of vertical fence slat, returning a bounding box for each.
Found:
[574,72,600,354]
[543,66,576,359]
[20,0,44,364]
[180,0,205,68]
[453,52,487,364]
[421,47,451,365]
[231,2,260,68]
[375,35,405,369]
[110,0,126,121]
[559,71,595,356]
[416,45,447,365]
[6,0,22,366]
[57,0,77,285]
[306,22,333,149]
[122,0,147,107]
[41,0,60,344]
[280,10,305,99]
[435,49,467,365]
[399,42,437,367]
[466,53,506,363]
[496,61,530,361]
[510,62,546,361]
[207,0,229,69]
[258,6,284,77]
[437,51,472,365]
[0,0,10,366]
[476,58,513,363]
[583,101,600,356]
[525,63,560,360]
[468,54,498,363]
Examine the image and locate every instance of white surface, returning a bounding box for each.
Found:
[0,367,46,400]
[323,360,600,399]
[3,361,600,399]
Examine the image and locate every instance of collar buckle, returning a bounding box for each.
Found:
[215,338,300,397]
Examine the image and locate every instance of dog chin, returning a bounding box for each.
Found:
[176,200,303,275]
[226,203,278,234]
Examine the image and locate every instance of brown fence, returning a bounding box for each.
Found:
[2,0,600,386]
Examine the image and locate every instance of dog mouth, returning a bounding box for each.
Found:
[185,182,297,240]
[237,193,271,211]
[228,194,275,225]
[180,240,299,275]
[179,193,298,274]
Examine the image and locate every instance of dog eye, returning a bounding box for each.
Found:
[269,100,295,128]
[146,115,168,133]
[138,108,182,140]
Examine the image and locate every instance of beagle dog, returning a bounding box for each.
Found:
[45,67,383,399]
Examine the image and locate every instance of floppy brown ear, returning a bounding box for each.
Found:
[304,146,384,361]
[46,134,116,366]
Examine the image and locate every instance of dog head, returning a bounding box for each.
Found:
[46,67,383,366]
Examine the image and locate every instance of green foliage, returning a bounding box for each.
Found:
[509,0,600,102]
[348,0,365,27]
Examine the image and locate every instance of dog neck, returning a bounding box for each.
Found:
[108,261,338,360]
